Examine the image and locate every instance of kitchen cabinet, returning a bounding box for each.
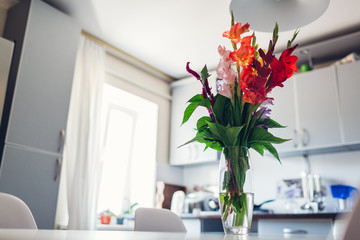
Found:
[336,61,360,144]
[294,66,342,148]
[3,0,79,153]
[268,80,297,152]
[170,74,219,165]
[268,64,358,156]
[258,218,333,235]
[0,145,62,229]
[0,0,80,229]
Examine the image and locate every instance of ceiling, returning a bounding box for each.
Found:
[44,0,360,81]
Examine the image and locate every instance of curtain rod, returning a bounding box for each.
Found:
[81,31,175,82]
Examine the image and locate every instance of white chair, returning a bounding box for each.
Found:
[134,207,187,232]
[342,195,360,240]
[0,192,37,229]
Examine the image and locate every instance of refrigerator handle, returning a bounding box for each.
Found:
[54,158,62,182]
[58,129,65,153]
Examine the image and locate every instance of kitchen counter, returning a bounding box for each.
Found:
[0,229,340,240]
[180,211,339,233]
[180,211,339,220]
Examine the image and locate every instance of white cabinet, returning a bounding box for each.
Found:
[269,65,357,156]
[268,80,297,152]
[170,75,219,165]
[336,61,360,144]
[294,66,342,148]
[258,218,333,235]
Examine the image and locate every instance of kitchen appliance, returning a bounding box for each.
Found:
[331,184,358,212]
[184,191,219,213]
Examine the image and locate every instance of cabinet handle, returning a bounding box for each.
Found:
[58,130,65,153]
[301,128,310,147]
[293,129,298,148]
[283,228,308,234]
[54,158,62,182]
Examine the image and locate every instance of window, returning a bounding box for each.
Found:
[97,83,158,216]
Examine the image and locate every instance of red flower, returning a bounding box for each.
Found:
[239,66,268,105]
[279,45,298,76]
[223,23,250,44]
[267,45,298,91]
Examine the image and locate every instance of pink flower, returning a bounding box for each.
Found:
[217,46,236,86]
[217,80,233,99]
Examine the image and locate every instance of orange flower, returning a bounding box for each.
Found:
[229,45,255,68]
[223,22,250,44]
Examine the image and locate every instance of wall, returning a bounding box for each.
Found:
[0,0,18,36]
[181,150,360,206]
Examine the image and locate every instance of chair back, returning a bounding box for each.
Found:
[342,195,360,240]
[134,207,186,232]
[0,192,37,229]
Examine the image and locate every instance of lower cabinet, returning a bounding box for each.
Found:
[258,218,333,235]
[0,145,62,229]
[182,219,201,234]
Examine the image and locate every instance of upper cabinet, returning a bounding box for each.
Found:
[2,0,80,154]
[268,80,297,152]
[294,66,342,148]
[269,63,360,157]
[336,61,360,144]
[170,74,219,166]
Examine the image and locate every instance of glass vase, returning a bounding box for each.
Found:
[219,146,254,235]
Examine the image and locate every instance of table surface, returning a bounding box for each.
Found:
[0,229,342,240]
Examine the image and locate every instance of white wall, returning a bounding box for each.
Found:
[181,150,360,206]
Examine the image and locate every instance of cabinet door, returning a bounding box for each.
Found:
[294,67,342,148]
[0,145,62,229]
[170,77,218,165]
[5,0,80,153]
[268,79,298,153]
[336,61,360,143]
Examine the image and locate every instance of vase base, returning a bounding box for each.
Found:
[224,226,250,235]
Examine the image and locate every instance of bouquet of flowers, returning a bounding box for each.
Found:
[181,14,299,233]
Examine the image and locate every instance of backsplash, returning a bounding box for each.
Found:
[158,150,360,207]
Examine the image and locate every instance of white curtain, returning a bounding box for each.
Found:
[57,36,106,230]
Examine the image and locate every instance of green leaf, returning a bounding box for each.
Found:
[213,94,230,124]
[196,116,212,130]
[260,118,286,128]
[262,142,281,163]
[226,125,244,146]
[181,99,211,125]
[181,102,198,125]
[200,65,209,82]
[249,143,265,156]
[207,142,223,151]
[207,122,227,143]
[188,94,204,103]
[248,127,289,144]
[198,98,212,110]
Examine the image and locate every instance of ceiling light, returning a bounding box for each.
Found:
[229,0,330,32]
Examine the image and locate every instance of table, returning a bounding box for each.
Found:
[0,229,341,240]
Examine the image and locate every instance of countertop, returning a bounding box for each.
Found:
[0,229,341,240]
[180,211,339,220]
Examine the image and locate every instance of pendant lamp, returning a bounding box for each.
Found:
[229,0,330,32]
